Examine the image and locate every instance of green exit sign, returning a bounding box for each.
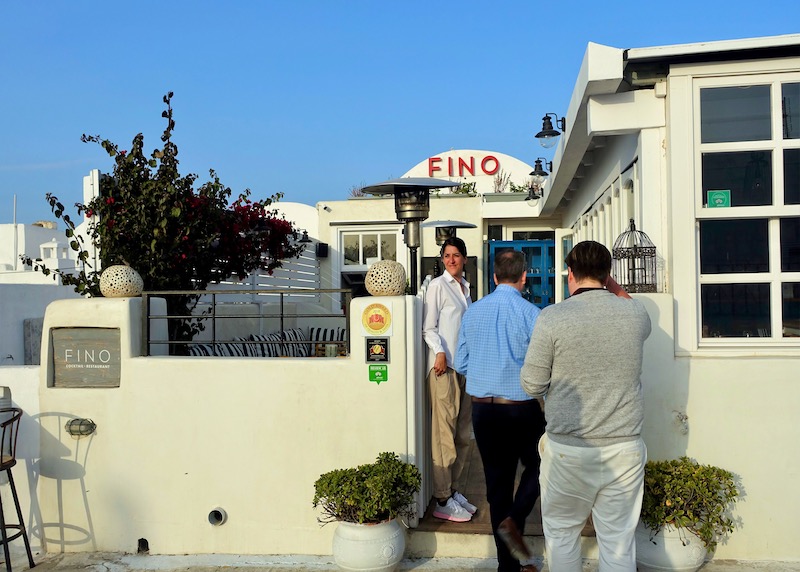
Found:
[707,190,731,208]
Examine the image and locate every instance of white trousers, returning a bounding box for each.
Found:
[538,434,646,572]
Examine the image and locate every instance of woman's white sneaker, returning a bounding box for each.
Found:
[433,497,472,522]
[452,491,477,514]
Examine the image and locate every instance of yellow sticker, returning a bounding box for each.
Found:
[362,303,392,336]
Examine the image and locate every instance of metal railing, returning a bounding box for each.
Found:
[141,288,352,357]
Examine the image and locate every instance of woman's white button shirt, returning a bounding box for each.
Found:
[422,271,471,372]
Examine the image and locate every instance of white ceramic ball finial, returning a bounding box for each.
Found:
[365,260,407,296]
[99,265,144,297]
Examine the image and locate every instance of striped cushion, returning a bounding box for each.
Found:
[187,342,249,357]
[251,328,309,357]
[187,344,215,356]
[217,342,248,357]
[235,336,261,357]
[309,327,347,343]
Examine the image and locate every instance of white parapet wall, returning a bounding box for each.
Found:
[27,294,426,556]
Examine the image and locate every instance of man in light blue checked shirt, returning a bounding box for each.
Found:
[455,250,546,572]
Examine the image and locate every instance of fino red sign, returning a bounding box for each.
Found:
[428,155,500,177]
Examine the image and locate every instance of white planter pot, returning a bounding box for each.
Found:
[332,519,405,572]
[635,520,708,572]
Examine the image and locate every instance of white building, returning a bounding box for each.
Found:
[0,220,78,284]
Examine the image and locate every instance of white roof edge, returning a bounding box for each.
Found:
[626,33,800,61]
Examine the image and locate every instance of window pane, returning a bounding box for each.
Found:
[702,152,772,207]
[786,149,800,204]
[700,85,771,143]
[700,220,769,273]
[381,234,397,261]
[523,245,544,274]
[783,282,800,337]
[783,83,800,140]
[524,276,542,305]
[781,218,800,271]
[343,235,360,266]
[701,283,770,338]
[362,234,378,264]
[561,236,573,271]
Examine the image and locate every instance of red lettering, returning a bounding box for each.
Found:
[481,155,499,175]
[429,154,500,177]
[428,157,442,176]
[458,157,475,177]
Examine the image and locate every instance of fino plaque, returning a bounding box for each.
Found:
[51,328,121,388]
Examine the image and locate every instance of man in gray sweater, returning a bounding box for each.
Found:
[520,240,651,572]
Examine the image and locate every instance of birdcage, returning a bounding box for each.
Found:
[612,219,657,293]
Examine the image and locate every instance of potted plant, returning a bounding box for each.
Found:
[313,452,421,572]
[636,456,739,572]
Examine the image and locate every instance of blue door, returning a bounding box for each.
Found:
[487,240,556,308]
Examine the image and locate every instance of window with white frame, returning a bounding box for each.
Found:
[696,77,800,341]
[340,230,399,270]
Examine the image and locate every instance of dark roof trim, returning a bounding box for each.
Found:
[624,43,800,67]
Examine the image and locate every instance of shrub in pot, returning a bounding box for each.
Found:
[637,456,739,572]
[313,452,421,572]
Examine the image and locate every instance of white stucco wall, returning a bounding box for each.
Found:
[0,284,81,364]
[636,294,799,561]
[26,296,425,556]
[271,202,319,240]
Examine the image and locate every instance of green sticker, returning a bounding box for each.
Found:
[707,190,731,208]
[369,365,388,384]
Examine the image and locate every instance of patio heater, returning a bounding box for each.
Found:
[611,219,658,293]
[362,178,460,294]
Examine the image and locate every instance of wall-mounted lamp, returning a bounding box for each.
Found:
[65,418,97,437]
[535,113,566,149]
[526,158,552,201]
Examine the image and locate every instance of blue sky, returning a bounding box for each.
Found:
[2,1,799,224]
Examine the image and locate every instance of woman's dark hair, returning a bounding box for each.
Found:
[565,240,612,283]
[440,236,467,258]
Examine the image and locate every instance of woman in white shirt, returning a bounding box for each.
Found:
[422,237,476,522]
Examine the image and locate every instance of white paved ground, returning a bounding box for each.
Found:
[18,552,800,572]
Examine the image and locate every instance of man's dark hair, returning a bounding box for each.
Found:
[494,250,526,283]
[440,236,467,258]
[565,240,612,283]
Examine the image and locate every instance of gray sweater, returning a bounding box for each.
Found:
[520,290,651,447]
